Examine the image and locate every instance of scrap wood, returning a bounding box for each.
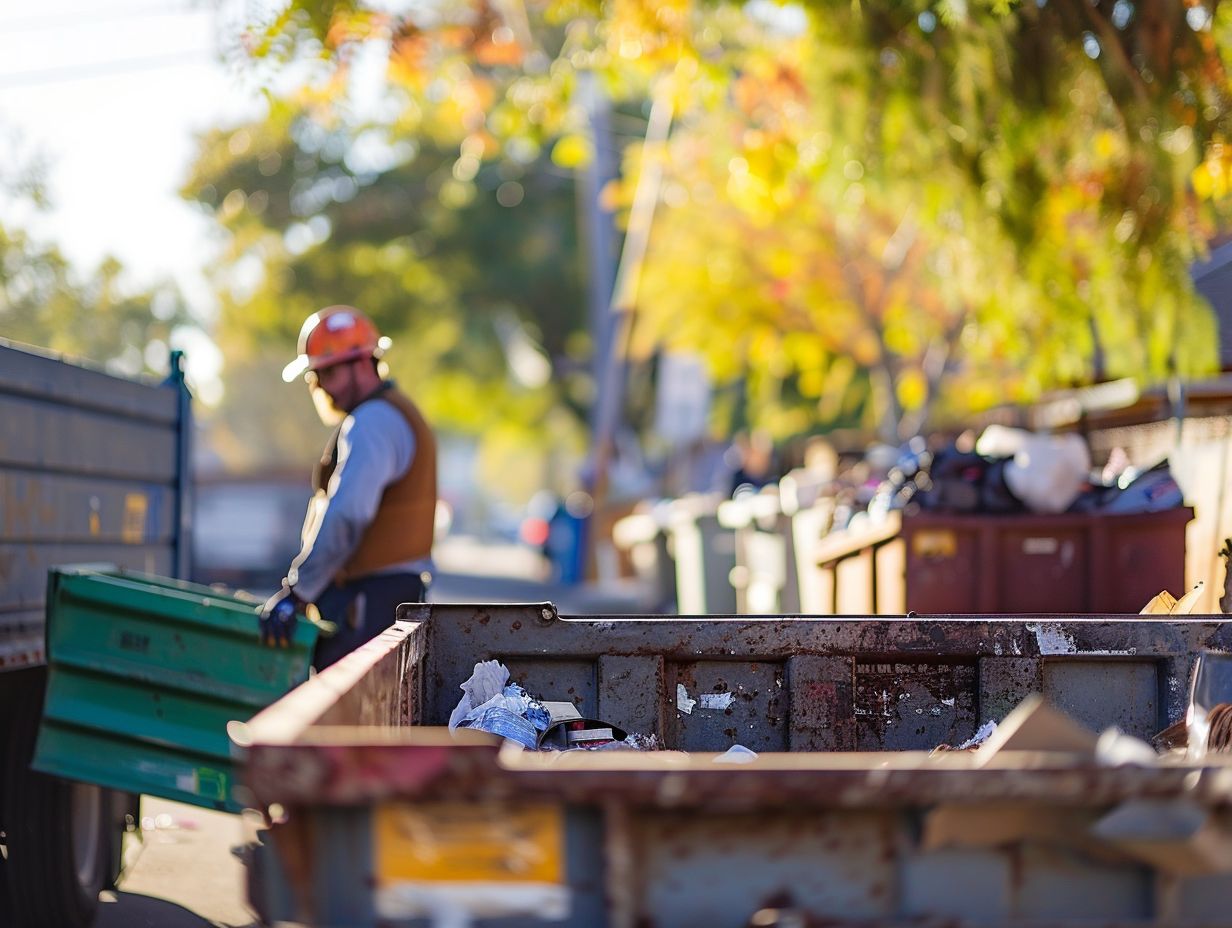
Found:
[975,694,1097,765]
[1140,582,1204,616]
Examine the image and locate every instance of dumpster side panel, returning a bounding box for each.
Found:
[631,810,897,925]
[414,604,1232,752]
[901,519,984,613]
[668,660,787,751]
[998,524,1089,613]
[1042,660,1159,741]
[854,658,978,750]
[900,511,1192,616]
[1092,509,1193,613]
[317,620,425,728]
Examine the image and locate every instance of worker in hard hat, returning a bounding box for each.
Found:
[259,306,437,669]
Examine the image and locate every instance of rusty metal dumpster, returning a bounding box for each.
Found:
[236,603,1232,926]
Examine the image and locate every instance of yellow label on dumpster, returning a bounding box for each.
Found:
[375,802,564,885]
[911,529,956,559]
[122,493,148,543]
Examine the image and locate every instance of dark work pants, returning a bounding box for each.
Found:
[311,571,428,671]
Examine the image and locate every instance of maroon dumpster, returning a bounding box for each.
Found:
[812,508,1192,615]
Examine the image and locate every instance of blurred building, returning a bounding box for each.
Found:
[191,470,309,594]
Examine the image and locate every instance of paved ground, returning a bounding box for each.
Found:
[94,798,253,928]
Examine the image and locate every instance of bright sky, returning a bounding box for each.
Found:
[0,0,271,398]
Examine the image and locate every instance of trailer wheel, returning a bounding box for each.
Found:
[1,671,109,928]
[0,690,11,923]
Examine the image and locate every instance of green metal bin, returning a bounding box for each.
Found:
[32,566,317,811]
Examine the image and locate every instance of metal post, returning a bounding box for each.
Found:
[164,350,194,580]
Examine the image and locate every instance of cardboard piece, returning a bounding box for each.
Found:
[1140,590,1178,615]
[1139,582,1205,616]
[974,694,1098,765]
[1092,799,1232,875]
[541,701,583,725]
[1172,581,1206,615]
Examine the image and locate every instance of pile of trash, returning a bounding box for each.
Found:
[449,660,660,752]
[859,425,1184,520]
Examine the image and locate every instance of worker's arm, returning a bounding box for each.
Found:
[286,400,415,602]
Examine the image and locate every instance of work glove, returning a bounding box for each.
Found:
[259,585,303,647]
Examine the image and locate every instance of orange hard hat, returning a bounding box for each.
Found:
[281,306,392,382]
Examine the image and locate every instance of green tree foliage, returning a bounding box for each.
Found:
[226,0,1229,442]
[182,99,590,473]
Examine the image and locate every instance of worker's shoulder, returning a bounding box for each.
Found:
[349,394,415,435]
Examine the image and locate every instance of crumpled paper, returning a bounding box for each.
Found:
[448,660,511,730]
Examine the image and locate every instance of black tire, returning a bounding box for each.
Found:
[1,669,109,928]
[0,682,12,925]
[104,791,140,890]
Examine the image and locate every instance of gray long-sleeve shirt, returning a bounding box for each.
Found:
[286,398,426,601]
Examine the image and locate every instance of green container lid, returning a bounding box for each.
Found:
[33,566,317,812]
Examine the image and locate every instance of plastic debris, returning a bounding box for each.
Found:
[977,425,1090,514]
[449,661,657,752]
[457,683,553,749]
[958,720,998,751]
[621,732,661,751]
[714,744,758,763]
[676,684,697,715]
[448,660,511,731]
[698,692,735,711]
[460,704,541,749]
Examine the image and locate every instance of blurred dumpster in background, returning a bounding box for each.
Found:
[235,603,1232,926]
[664,494,738,614]
[33,566,317,812]
[720,490,795,613]
[807,508,1192,615]
[904,507,1193,614]
[718,489,836,615]
[610,502,678,613]
[789,429,1194,616]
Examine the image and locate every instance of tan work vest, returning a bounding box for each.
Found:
[313,383,437,582]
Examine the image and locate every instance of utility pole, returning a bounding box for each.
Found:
[578,71,619,481]
[583,82,673,505]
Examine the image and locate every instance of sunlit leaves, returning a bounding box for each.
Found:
[227,0,1228,447]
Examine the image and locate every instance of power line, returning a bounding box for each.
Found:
[0,50,218,90]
